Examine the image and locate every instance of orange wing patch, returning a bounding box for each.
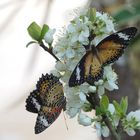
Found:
[87,55,103,85]
[98,41,124,65]
[84,52,93,77]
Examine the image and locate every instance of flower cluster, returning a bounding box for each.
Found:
[123,110,140,136]
[51,9,118,125]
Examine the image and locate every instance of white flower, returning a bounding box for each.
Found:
[103,66,118,91]
[96,12,115,33]
[125,128,136,136]
[127,110,140,123]
[78,113,92,126]
[67,18,90,45]
[94,122,110,137]
[44,28,56,44]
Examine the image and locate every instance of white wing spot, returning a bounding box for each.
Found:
[117,33,129,40]
[39,116,50,127]
[76,65,81,81]
[32,98,41,111]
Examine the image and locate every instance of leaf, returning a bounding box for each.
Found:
[40,24,49,40]
[26,41,37,48]
[113,3,140,24]
[96,106,103,116]
[27,22,41,41]
[88,8,96,22]
[120,97,128,114]
[113,100,123,116]
[100,95,109,111]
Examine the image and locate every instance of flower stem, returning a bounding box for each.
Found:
[39,42,60,61]
[87,93,121,140]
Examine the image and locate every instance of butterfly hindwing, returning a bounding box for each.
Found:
[86,54,103,85]
[97,27,137,65]
[35,96,66,134]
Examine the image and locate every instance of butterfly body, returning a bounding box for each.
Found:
[26,74,66,134]
[69,27,137,87]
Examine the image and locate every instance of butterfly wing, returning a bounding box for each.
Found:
[69,52,93,87]
[86,54,103,85]
[36,73,65,107]
[26,90,42,113]
[35,97,66,134]
[26,73,66,134]
[69,27,137,87]
[96,27,137,65]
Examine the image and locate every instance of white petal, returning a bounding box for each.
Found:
[125,128,136,136]
[97,86,105,95]
[101,126,110,137]
[95,122,102,136]
[44,28,56,44]
[78,113,92,126]
[108,104,115,114]
[67,24,76,33]
[50,70,61,78]
[55,61,66,71]
[88,86,96,93]
[66,107,79,118]
[79,92,86,102]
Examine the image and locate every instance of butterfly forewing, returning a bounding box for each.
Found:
[97,27,137,65]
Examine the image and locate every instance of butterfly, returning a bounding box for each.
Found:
[69,27,137,87]
[26,73,66,134]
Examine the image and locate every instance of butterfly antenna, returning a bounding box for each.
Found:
[62,110,69,131]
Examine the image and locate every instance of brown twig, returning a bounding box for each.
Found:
[39,42,60,61]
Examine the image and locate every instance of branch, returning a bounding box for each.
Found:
[87,93,121,140]
[39,42,60,61]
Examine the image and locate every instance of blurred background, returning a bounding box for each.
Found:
[0,0,140,140]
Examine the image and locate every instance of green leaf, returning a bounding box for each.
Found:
[113,3,140,24]
[88,8,96,22]
[96,106,103,116]
[40,24,49,40]
[120,97,128,114]
[26,41,37,48]
[100,95,109,111]
[113,100,123,116]
[27,22,41,41]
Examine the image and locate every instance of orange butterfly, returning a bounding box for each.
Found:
[26,74,66,134]
[69,27,137,87]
